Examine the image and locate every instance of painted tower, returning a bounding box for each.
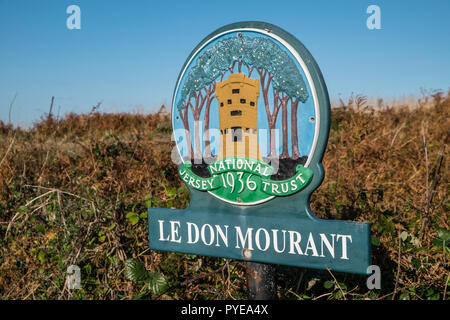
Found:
[216,73,260,160]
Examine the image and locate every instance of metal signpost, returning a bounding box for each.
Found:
[148,21,371,299]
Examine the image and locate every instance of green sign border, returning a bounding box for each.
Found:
[149,21,371,275]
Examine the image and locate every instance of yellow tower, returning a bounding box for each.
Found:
[216,73,260,160]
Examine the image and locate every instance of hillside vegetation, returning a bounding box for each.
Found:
[0,92,448,300]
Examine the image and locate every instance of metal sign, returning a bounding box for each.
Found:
[149,21,371,275]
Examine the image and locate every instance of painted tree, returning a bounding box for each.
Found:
[272,60,308,159]
[177,66,216,160]
[251,37,281,158]
[265,44,308,159]
[200,83,215,159]
[177,100,193,159]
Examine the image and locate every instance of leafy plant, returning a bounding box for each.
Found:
[432,227,450,254]
[125,259,168,296]
[126,212,140,226]
[126,211,148,226]
[436,227,450,242]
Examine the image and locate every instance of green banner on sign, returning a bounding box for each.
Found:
[178,158,313,204]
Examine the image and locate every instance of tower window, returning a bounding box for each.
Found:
[231,127,242,142]
[245,128,250,133]
[220,102,224,107]
[250,101,255,106]
[230,110,242,116]
[227,99,232,104]
[232,89,240,94]
[240,99,246,104]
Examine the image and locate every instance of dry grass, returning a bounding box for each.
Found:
[0,91,448,300]
[312,91,449,299]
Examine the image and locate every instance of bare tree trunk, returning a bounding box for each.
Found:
[194,117,201,161]
[48,96,55,117]
[280,94,289,159]
[203,84,215,160]
[267,90,282,159]
[203,107,211,159]
[291,98,300,159]
[47,96,55,125]
[190,91,207,162]
[246,63,254,77]
[257,69,280,159]
[179,107,193,159]
[229,60,237,74]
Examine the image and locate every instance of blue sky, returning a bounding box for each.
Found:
[1,0,449,127]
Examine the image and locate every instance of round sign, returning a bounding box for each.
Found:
[172,22,329,206]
